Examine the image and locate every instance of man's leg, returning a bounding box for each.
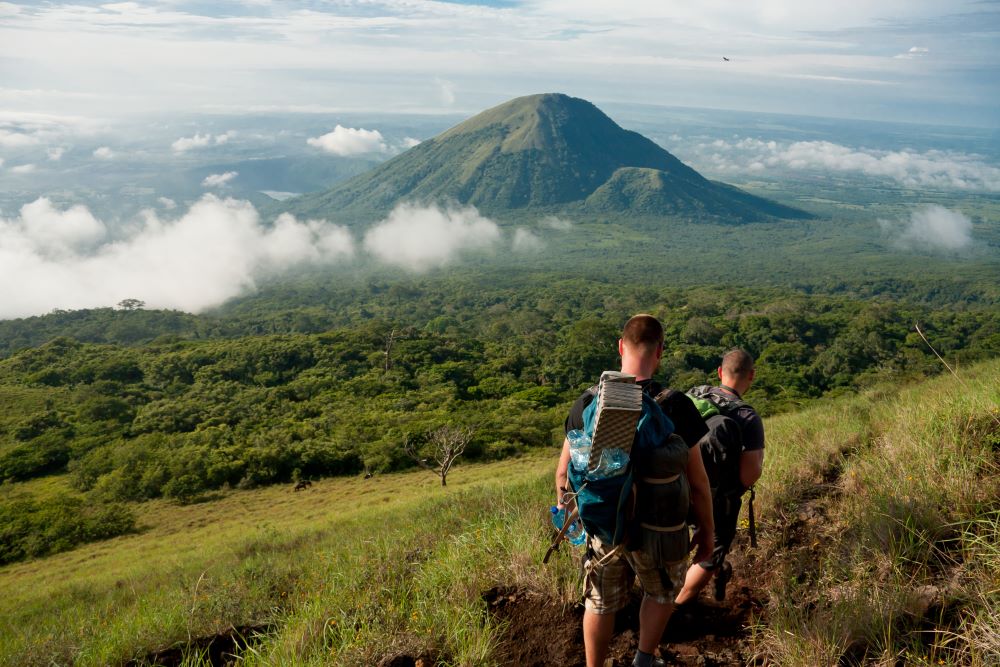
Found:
[629,555,687,665]
[581,537,629,667]
[674,562,713,605]
[637,596,673,653]
[583,609,615,667]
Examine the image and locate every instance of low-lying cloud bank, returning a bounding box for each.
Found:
[1,199,561,318]
[202,171,238,187]
[171,131,234,153]
[683,137,1000,191]
[363,203,502,271]
[879,205,974,253]
[0,195,353,319]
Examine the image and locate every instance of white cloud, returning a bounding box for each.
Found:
[0,195,354,318]
[3,197,105,258]
[307,125,387,156]
[101,2,141,12]
[363,203,501,271]
[47,146,65,161]
[93,146,114,159]
[171,131,235,152]
[512,228,544,252]
[0,129,41,148]
[683,137,1000,191]
[879,205,973,252]
[10,163,36,174]
[0,157,4,168]
[158,196,176,209]
[202,171,238,187]
[540,215,574,230]
[172,133,212,152]
[895,46,930,59]
[401,137,422,149]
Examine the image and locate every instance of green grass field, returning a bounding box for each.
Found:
[1,360,997,666]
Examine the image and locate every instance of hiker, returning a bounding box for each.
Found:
[675,348,765,607]
[555,314,714,667]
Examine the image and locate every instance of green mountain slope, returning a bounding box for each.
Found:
[284,93,811,224]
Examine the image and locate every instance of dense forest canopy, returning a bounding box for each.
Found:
[2,280,997,513]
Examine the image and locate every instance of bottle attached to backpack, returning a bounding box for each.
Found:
[550,505,586,546]
[568,372,677,548]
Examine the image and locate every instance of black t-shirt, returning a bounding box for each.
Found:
[703,386,765,452]
[564,379,709,448]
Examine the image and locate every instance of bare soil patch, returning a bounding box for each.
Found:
[485,557,764,667]
[124,625,270,667]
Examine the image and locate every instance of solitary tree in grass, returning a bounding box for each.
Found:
[404,425,473,486]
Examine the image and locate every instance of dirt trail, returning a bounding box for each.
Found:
[485,449,855,666]
[486,537,764,667]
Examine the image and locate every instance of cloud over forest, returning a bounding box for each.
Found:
[0,195,354,318]
[307,125,387,156]
[681,138,1000,191]
[879,205,974,253]
[171,131,234,153]
[202,171,238,187]
[363,203,501,271]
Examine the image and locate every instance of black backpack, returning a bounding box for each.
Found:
[686,385,747,493]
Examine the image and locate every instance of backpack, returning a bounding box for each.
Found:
[567,377,687,561]
[686,385,747,493]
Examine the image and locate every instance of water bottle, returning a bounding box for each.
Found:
[567,429,591,472]
[589,447,629,479]
[550,506,586,546]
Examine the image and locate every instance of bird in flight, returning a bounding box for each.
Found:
[723,56,730,62]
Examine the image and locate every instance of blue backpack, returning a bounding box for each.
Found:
[567,386,675,547]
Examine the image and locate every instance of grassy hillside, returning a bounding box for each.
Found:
[1,359,996,666]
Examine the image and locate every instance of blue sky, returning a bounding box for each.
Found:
[0,0,997,126]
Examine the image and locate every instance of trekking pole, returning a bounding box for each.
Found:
[543,506,580,565]
[747,486,758,549]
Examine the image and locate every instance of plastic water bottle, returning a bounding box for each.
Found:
[550,506,586,546]
[567,429,592,472]
[589,447,629,479]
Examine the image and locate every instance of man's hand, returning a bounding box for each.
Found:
[692,526,714,563]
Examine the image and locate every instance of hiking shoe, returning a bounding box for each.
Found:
[713,560,733,601]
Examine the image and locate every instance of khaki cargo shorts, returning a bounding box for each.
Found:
[582,535,687,614]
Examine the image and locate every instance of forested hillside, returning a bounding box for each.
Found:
[1,279,998,564]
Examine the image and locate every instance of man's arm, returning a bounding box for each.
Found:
[555,437,571,508]
[738,409,765,489]
[739,449,764,489]
[685,444,714,562]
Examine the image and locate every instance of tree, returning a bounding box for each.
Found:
[117,298,145,311]
[404,425,473,486]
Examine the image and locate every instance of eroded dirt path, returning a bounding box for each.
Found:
[486,547,765,667]
[487,446,856,666]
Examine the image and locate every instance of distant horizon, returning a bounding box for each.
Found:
[79,95,1000,132]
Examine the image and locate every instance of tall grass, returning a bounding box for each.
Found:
[0,451,576,666]
[2,360,997,666]
[754,359,1000,666]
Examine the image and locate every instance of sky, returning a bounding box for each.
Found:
[1,0,998,127]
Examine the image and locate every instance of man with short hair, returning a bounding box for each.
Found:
[555,314,714,667]
[674,348,765,607]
